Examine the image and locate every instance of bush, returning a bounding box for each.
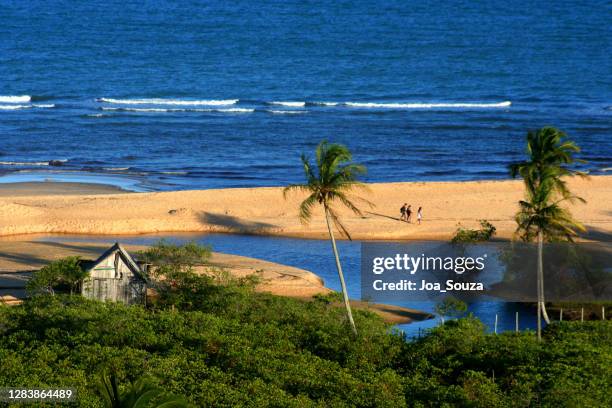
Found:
[26,256,87,296]
[435,297,468,322]
[137,240,211,273]
[451,220,496,243]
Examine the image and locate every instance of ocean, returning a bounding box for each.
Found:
[0,0,610,191]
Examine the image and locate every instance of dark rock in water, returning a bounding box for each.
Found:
[48,160,65,166]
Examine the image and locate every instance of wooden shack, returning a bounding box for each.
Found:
[81,243,147,305]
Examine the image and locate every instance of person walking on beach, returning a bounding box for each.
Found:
[417,207,422,224]
[406,205,412,223]
[400,203,407,221]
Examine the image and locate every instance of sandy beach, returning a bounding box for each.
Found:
[0,176,610,241]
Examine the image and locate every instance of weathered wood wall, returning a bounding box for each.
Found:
[82,252,145,305]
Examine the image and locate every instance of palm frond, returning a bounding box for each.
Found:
[510,127,588,242]
[327,191,364,217]
[298,193,319,224]
[283,183,313,199]
[284,140,372,239]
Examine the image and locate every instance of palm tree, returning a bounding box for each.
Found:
[510,127,587,340]
[97,374,192,408]
[284,141,372,336]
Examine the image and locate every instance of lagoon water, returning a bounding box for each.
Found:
[1,0,611,190]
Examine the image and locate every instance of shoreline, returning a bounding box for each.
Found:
[0,176,610,241]
[0,181,127,196]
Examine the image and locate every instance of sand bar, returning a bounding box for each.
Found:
[0,177,610,241]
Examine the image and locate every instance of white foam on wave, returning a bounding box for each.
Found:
[0,161,52,166]
[0,161,50,166]
[315,101,339,106]
[218,108,254,113]
[102,107,167,112]
[0,105,30,110]
[268,110,307,115]
[270,101,306,107]
[98,98,238,106]
[0,103,54,110]
[344,101,512,109]
[102,107,254,113]
[0,95,31,103]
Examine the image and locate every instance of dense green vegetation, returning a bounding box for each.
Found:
[1,285,610,407]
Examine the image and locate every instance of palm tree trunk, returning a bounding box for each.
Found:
[537,230,550,326]
[324,206,357,336]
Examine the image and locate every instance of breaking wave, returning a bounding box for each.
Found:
[343,101,512,109]
[0,104,55,110]
[268,110,307,115]
[97,98,238,106]
[0,95,31,103]
[308,101,339,106]
[101,107,253,113]
[269,101,306,107]
[0,105,30,110]
[0,159,67,166]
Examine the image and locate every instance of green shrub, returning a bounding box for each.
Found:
[435,297,468,322]
[451,220,497,243]
[137,240,211,273]
[26,256,87,296]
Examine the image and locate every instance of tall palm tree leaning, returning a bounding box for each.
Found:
[509,127,587,341]
[284,141,373,336]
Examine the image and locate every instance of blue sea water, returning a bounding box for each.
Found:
[1,0,610,190]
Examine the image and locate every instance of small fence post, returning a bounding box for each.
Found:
[494,314,498,334]
[560,308,563,322]
[581,307,584,323]
[603,306,606,321]
[515,311,519,333]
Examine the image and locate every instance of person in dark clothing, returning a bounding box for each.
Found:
[406,205,412,223]
[400,203,407,221]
